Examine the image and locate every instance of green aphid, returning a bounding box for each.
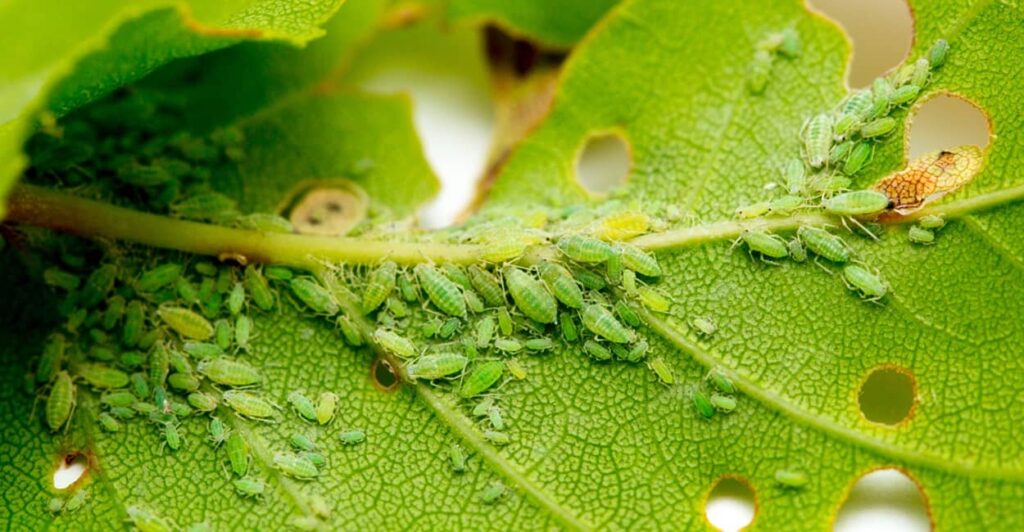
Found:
[829,140,853,164]
[188,392,219,413]
[637,286,671,313]
[622,269,637,294]
[709,370,737,394]
[225,432,250,476]
[88,328,110,346]
[65,308,87,333]
[483,430,509,446]
[148,343,170,389]
[327,316,359,348]
[183,341,223,359]
[768,195,804,216]
[614,301,642,328]
[137,329,162,351]
[648,358,674,384]
[167,372,200,392]
[472,397,495,417]
[442,264,473,290]
[583,339,612,361]
[783,158,807,195]
[163,423,182,452]
[157,306,213,340]
[137,264,182,293]
[171,401,193,418]
[620,244,661,277]
[237,212,293,233]
[373,328,417,359]
[176,277,198,305]
[407,353,468,380]
[36,333,65,384]
[64,489,88,512]
[503,267,557,324]
[488,406,505,430]
[690,316,717,337]
[797,226,850,263]
[438,317,461,340]
[194,262,217,277]
[77,364,129,389]
[214,319,232,350]
[264,266,293,281]
[290,433,318,452]
[88,345,114,362]
[464,290,486,314]
[225,282,245,316]
[557,235,615,263]
[693,391,715,419]
[43,267,80,291]
[475,316,496,349]
[776,27,799,57]
[234,315,252,350]
[287,391,318,422]
[78,264,117,309]
[198,358,261,387]
[119,350,146,369]
[524,338,554,352]
[537,261,583,309]
[316,392,338,425]
[911,57,931,87]
[233,477,266,499]
[832,114,858,142]
[918,214,945,229]
[449,444,467,473]
[467,265,504,307]
[289,277,338,315]
[223,390,278,420]
[581,304,634,343]
[363,261,397,314]
[46,371,75,431]
[153,385,169,411]
[497,308,513,336]
[844,89,874,120]
[842,264,887,301]
[746,49,772,95]
[494,338,523,353]
[622,340,648,363]
[171,192,239,222]
[860,117,897,138]
[415,264,466,318]
[167,348,191,374]
[459,361,504,398]
[101,391,136,408]
[339,429,367,445]
[421,318,443,338]
[115,161,174,187]
[243,266,275,311]
[775,469,809,488]
[788,238,807,263]
[822,190,891,217]
[132,401,158,415]
[928,39,949,68]
[710,393,737,413]
[841,142,872,176]
[739,230,789,259]
[571,266,607,291]
[890,84,920,106]
[908,225,935,245]
[505,359,528,380]
[480,482,506,504]
[130,372,151,398]
[803,113,832,169]
[385,296,409,319]
[872,76,894,105]
[605,251,624,285]
[108,406,136,420]
[559,312,579,342]
[97,411,121,432]
[302,451,327,468]
[47,497,64,514]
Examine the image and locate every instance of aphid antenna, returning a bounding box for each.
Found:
[843,216,880,242]
[812,257,836,275]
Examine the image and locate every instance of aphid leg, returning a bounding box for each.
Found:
[812,257,835,275]
[845,216,879,242]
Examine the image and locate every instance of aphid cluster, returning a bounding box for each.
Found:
[690,369,740,420]
[747,28,800,95]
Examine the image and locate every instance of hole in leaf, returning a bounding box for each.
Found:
[53,452,87,490]
[282,180,368,236]
[834,469,931,532]
[908,95,990,159]
[858,366,916,425]
[575,132,631,196]
[807,0,914,87]
[371,358,400,392]
[704,476,756,531]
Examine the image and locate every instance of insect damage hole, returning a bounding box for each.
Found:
[834,469,930,532]
[704,476,756,532]
[807,0,913,87]
[575,132,631,196]
[282,180,369,236]
[53,452,88,490]
[858,366,917,425]
[371,358,400,392]
[908,95,990,159]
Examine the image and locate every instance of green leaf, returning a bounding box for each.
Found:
[447,0,619,48]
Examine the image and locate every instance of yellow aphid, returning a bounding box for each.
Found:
[873,145,984,214]
[592,212,650,241]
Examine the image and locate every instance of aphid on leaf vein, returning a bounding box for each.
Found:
[637,286,671,313]
[415,264,466,318]
[709,370,737,394]
[505,359,527,380]
[797,226,850,263]
[287,391,318,422]
[157,306,213,340]
[918,215,945,229]
[872,145,983,214]
[738,230,789,260]
[46,371,75,432]
[374,328,417,359]
[237,212,294,233]
[822,190,891,217]
[363,261,397,314]
[618,243,661,277]
[503,267,557,324]
[592,211,651,240]
[223,390,278,420]
[484,430,509,445]
[557,235,615,263]
[459,361,504,398]
[274,453,319,479]
[406,353,468,380]
[317,392,338,425]
[290,278,339,315]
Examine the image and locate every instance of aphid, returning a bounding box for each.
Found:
[126,505,174,532]
[449,444,467,473]
[157,306,213,340]
[339,429,367,445]
[614,301,642,328]
[838,142,872,176]
[783,159,807,195]
[172,192,239,222]
[335,315,362,347]
[709,370,737,394]
[524,338,554,352]
[373,328,417,359]
[163,423,182,452]
[637,286,671,313]
[475,316,496,349]
[464,290,485,313]
[768,195,804,216]
[120,350,146,369]
[362,261,397,314]
[747,49,773,95]
[503,267,557,324]
[581,304,633,343]
[439,264,472,291]
[483,430,509,445]
[480,482,506,504]
[803,113,832,169]
[438,318,461,340]
[285,390,318,422]
[222,282,244,316]
[137,329,162,350]
[78,364,129,389]
[66,308,87,333]
[79,264,117,309]
[487,406,506,430]
[244,266,275,311]
[479,238,528,263]
[494,338,523,353]
[130,372,151,398]
[385,296,409,317]
[137,264,182,293]
[618,244,661,277]
[583,340,612,361]
[648,358,674,384]
[872,76,894,106]
[290,433,318,452]
[619,271,637,297]
[567,267,603,292]
[559,311,579,342]
[462,337,479,359]
[890,84,920,106]
[194,262,217,277]
[100,391,135,408]
[167,372,200,392]
[710,393,737,413]
[829,140,853,164]
[214,320,233,350]
[225,432,250,476]
[623,340,649,363]
[36,333,65,384]
[152,385,169,412]
[264,266,293,281]
[167,349,191,374]
[196,358,260,387]
[859,117,897,138]
[842,264,888,301]
[693,391,715,419]
[407,353,468,380]
[928,39,948,68]
[62,489,89,513]
[176,277,199,304]
[301,451,327,468]
[908,225,935,245]
[187,392,218,412]
[843,89,874,119]
[472,397,495,417]
[691,316,717,336]
[777,27,800,57]
[108,406,136,419]
[911,57,931,87]
[46,371,75,431]
[739,230,789,259]
[415,264,466,318]
[290,277,339,315]
[872,145,983,213]
[234,315,252,350]
[316,391,338,425]
[183,341,223,359]
[505,359,527,380]
[497,308,513,336]
[237,211,294,233]
[788,238,807,263]
[822,190,891,217]
[592,211,651,240]
[47,497,64,514]
[421,318,443,338]
[223,390,278,419]
[466,266,504,307]
[43,267,80,291]
[274,452,319,479]
[774,469,809,488]
[538,261,584,309]
[605,250,624,284]
[233,477,266,498]
[170,401,192,418]
[797,226,850,263]
[459,361,504,397]
[557,235,615,263]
